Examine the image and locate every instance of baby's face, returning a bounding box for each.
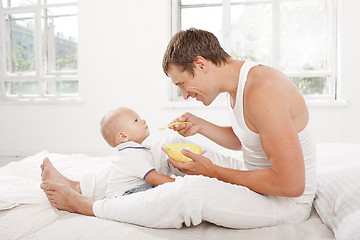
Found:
[119,109,150,144]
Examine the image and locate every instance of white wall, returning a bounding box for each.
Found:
[0,0,359,157]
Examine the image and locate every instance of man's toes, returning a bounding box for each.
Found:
[45,189,54,195]
[42,168,50,181]
[47,195,55,201]
[43,157,53,167]
[40,181,53,190]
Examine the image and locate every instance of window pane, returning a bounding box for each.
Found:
[43,7,78,72]
[230,3,271,64]
[173,0,336,101]
[180,6,222,43]
[2,0,36,8]
[291,76,330,96]
[279,0,328,72]
[5,81,39,95]
[45,80,78,94]
[44,5,77,16]
[56,80,78,94]
[5,13,36,73]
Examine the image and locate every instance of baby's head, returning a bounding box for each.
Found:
[100,107,149,147]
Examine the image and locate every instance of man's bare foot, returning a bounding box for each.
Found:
[41,157,81,194]
[41,157,66,183]
[40,181,95,216]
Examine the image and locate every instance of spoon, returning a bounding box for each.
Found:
[158,122,192,130]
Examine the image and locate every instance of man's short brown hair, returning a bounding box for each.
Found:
[162,28,230,76]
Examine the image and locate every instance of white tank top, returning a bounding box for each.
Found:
[228,61,317,203]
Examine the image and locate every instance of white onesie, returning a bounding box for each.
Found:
[105,141,156,197]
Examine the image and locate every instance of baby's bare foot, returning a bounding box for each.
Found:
[41,157,81,194]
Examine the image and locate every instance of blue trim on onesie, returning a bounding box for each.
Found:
[143,168,156,179]
[118,146,151,152]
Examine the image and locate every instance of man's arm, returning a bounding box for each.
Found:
[170,75,306,197]
[198,119,242,150]
[145,170,175,186]
[243,70,306,197]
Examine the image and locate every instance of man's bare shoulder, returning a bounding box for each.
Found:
[246,64,300,99]
[248,65,288,85]
[245,64,309,132]
[245,66,285,101]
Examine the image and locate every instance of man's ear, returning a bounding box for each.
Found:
[117,132,129,143]
[194,56,208,72]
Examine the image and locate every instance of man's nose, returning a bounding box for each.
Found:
[180,88,189,100]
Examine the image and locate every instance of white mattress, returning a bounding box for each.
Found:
[0,204,333,240]
[0,150,335,240]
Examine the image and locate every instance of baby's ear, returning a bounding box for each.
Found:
[117,132,129,143]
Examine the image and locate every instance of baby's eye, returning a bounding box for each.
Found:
[134,119,138,122]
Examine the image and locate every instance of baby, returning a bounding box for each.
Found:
[41,107,175,199]
[100,107,174,197]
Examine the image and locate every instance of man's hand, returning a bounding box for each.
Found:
[169,112,202,137]
[169,149,214,177]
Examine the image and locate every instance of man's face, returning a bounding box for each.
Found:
[167,64,216,106]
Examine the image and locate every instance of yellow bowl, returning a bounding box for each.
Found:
[161,143,205,163]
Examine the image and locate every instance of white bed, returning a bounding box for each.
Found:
[1,143,359,240]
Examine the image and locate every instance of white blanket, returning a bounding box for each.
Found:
[0,150,335,240]
[0,151,113,210]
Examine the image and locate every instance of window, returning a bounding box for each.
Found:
[170,0,339,103]
[0,0,78,103]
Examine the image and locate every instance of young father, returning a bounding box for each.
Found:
[41,28,316,229]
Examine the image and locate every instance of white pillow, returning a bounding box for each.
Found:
[314,143,360,236]
[336,209,360,240]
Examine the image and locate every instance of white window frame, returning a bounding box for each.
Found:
[0,0,80,104]
[168,0,346,108]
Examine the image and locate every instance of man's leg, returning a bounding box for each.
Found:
[93,175,311,229]
[79,168,110,200]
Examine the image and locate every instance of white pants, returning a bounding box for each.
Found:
[81,135,312,229]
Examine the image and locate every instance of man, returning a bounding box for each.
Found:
[162,28,316,199]
[41,28,316,229]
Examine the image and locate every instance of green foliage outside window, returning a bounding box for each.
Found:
[231,50,327,96]
[11,45,35,72]
[56,53,77,71]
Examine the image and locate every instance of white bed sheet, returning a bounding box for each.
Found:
[0,204,333,240]
[0,151,334,240]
